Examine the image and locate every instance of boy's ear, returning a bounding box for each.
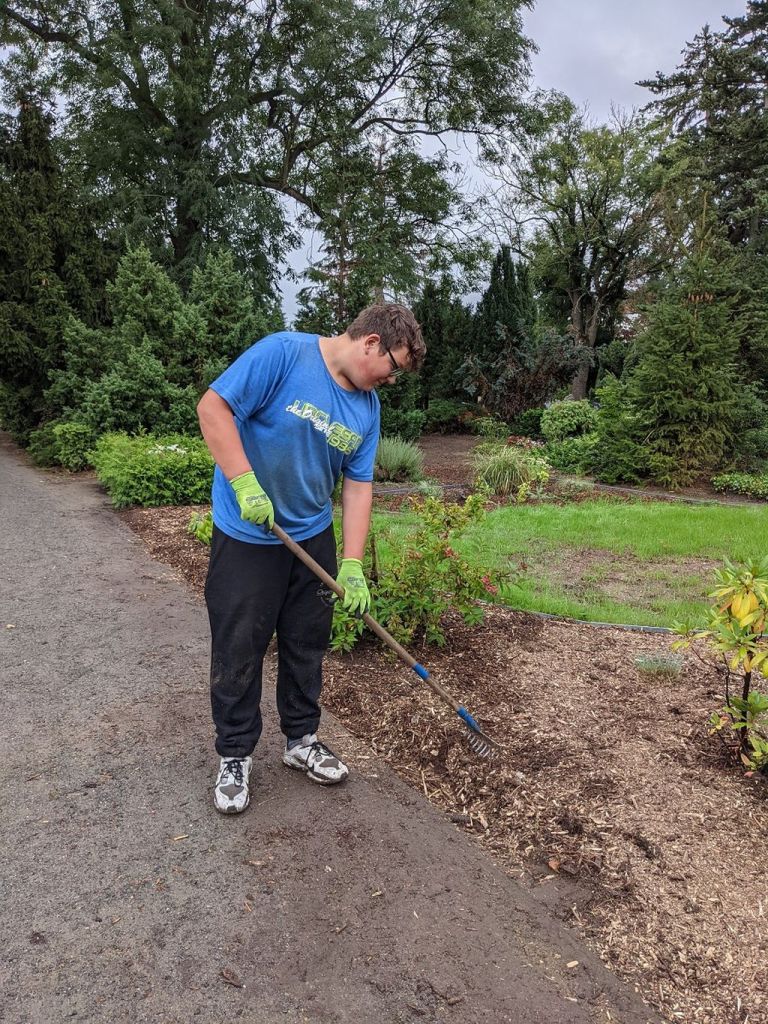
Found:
[363,332,381,351]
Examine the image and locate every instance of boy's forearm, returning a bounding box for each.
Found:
[340,479,373,561]
[197,389,252,480]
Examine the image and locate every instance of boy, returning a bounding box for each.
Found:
[197,303,425,813]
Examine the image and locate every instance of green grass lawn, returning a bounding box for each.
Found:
[367,497,768,628]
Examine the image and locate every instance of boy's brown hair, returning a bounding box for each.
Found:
[347,303,426,371]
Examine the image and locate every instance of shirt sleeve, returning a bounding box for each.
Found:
[208,335,289,421]
[342,400,381,482]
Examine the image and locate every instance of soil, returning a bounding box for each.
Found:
[118,434,768,1024]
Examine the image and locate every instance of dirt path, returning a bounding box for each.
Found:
[0,434,660,1024]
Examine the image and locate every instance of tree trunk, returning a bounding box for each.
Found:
[569,294,600,400]
[570,361,590,400]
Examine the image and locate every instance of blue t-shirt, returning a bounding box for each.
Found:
[209,332,380,544]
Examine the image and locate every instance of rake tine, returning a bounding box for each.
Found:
[270,523,504,760]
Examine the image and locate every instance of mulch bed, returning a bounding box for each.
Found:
[119,434,768,1024]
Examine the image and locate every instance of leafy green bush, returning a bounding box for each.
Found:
[711,472,768,500]
[472,442,550,499]
[507,407,544,438]
[369,493,505,647]
[92,433,214,507]
[374,436,424,482]
[27,422,60,467]
[52,421,98,471]
[423,399,475,434]
[27,418,98,470]
[544,433,599,474]
[470,416,509,439]
[379,406,426,442]
[540,399,598,442]
[591,376,650,485]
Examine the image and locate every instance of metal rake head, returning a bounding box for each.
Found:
[457,708,503,760]
[462,724,498,759]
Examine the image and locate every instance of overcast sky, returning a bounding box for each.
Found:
[524,0,744,122]
[280,0,747,321]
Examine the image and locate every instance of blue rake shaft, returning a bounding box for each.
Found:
[271,523,502,758]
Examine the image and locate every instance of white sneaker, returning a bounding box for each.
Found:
[214,756,252,813]
[282,734,348,785]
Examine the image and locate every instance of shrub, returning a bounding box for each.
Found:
[52,421,98,471]
[591,376,650,485]
[423,399,474,434]
[540,399,598,442]
[375,436,424,482]
[379,406,426,443]
[507,407,544,438]
[472,442,550,499]
[92,433,214,507]
[736,426,768,474]
[470,416,509,439]
[711,472,768,500]
[27,418,99,470]
[188,509,213,545]
[27,422,60,467]
[544,433,599,474]
[372,492,505,647]
[378,373,426,442]
[674,558,768,772]
[725,388,768,473]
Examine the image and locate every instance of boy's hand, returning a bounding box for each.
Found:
[230,471,275,529]
[336,558,371,615]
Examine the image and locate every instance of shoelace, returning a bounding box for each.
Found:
[308,741,336,761]
[222,758,245,785]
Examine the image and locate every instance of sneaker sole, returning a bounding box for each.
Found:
[282,758,347,786]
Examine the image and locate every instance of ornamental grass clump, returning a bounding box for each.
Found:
[374,435,424,482]
[472,442,549,500]
[674,557,768,772]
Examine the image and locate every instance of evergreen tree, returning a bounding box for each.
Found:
[41,246,278,447]
[461,247,583,421]
[106,244,184,359]
[186,249,283,387]
[735,250,768,390]
[413,279,473,405]
[0,94,77,439]
[641,2,768,249]
[623,224,744,487]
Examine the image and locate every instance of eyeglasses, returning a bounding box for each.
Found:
[385,349,405,379]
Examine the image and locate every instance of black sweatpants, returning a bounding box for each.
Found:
[204,524,337,758]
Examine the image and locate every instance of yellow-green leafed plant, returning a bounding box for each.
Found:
[187,509,213,545]
[674,557,768,772]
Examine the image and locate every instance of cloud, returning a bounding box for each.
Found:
[524,0,738,119]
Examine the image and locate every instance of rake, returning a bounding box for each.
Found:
[271,522,503,759]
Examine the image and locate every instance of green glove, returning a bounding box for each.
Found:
[230,470,274,529]
[336,558,371,615]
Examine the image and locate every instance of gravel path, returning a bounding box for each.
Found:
[0,434,659,1024]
